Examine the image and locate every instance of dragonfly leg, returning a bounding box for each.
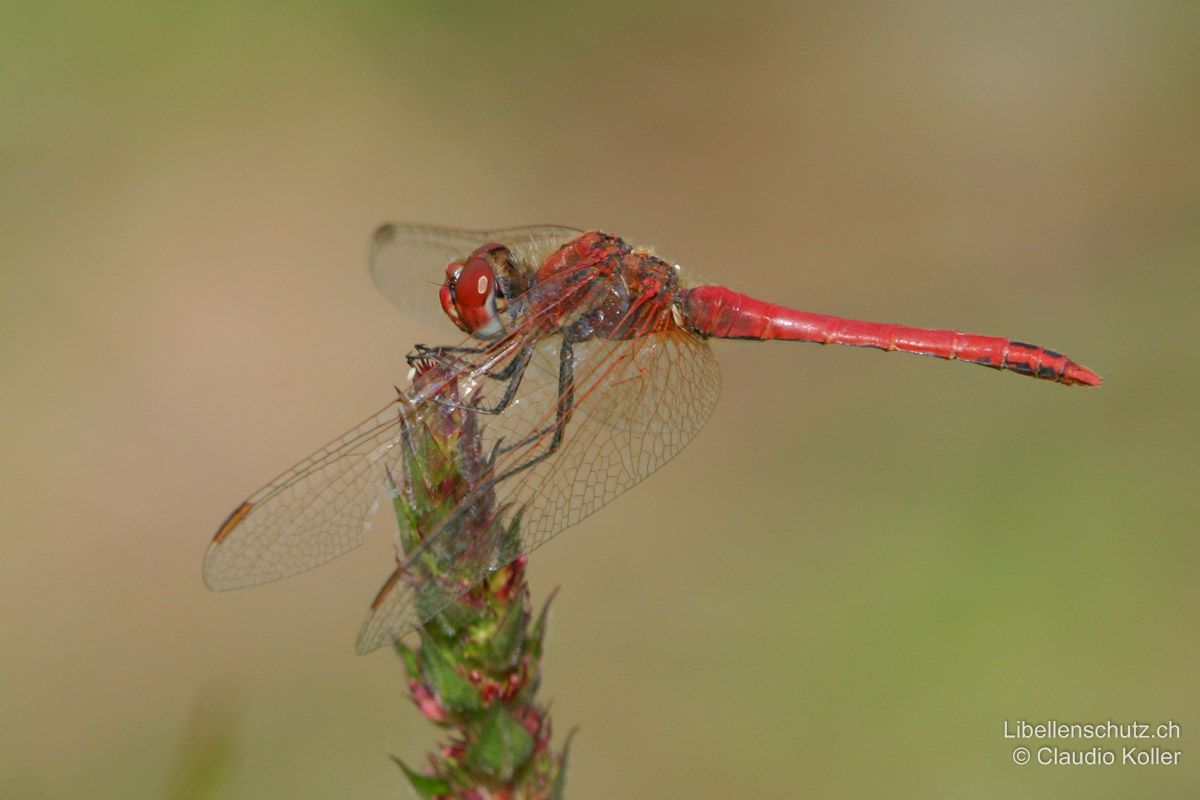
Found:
[398,340,575,591]
[491,339,575,479]
[411,343,516,380]
[408,344,534,415]
[409,343,489,374]
[411,342,521,380]
[471,347,534,415]
[411,342,485,356]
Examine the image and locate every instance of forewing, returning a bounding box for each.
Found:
[356,325,722,652]
[206,230,589,611]
[368,223,584,329]
[207,223,582,594]
[203,402,408,590]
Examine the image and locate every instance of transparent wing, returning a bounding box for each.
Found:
[357,324,722,652]
[212,223,722,653]
[207,224,584,592]
[368,223,584,329]
[499,328,722,550]
[203,402,408,590]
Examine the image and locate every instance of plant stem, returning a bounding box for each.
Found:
[390,361,570,799]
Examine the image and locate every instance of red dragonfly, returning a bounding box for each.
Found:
[204,225,1100,652]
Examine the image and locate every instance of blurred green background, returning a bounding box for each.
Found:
[2,2,1197,798]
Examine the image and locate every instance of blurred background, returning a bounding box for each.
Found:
[2,2,1197,798]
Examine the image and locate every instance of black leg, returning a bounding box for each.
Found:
[408,343,534,415]
[491,338,575,481]
[400,339,578,583]
[474,347,534,414]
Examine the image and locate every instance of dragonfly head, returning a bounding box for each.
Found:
[440,243,523,339]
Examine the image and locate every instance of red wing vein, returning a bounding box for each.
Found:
[357,324,720,651]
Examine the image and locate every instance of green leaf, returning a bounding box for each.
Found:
[529,587,558,660]
[483,592,527,670]
[392,757,451,798]
[392,492,421,556]
[465,704,535,781]
[422,588,484,639]
[550,730,576,800]
[420,636,481,714]
[393,639,420,683]
[497,513,523,565]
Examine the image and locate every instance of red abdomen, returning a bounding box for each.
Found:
[682,285,1101,386]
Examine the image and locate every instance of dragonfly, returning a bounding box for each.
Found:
[204,224,1101,652]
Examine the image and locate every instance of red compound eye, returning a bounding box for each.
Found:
[438,283,458,327]
[456,256,495,309]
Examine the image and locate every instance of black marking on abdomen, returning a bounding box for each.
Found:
[973,356,1002,370]
[1005,359,1036,376]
